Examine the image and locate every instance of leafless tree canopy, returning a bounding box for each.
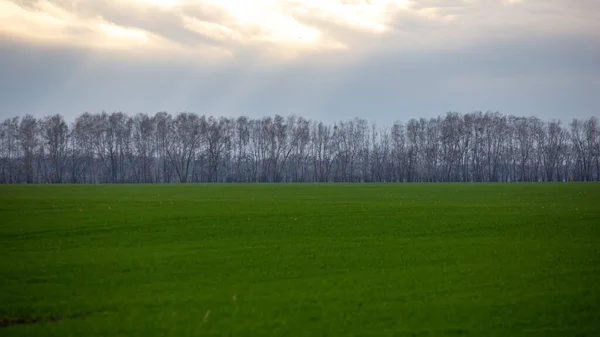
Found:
[1,111,598,183]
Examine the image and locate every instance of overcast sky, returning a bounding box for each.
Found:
[0,0,598,124]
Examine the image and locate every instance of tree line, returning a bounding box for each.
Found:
[0,111,598,184]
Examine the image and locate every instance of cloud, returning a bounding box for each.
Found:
[0,0,598,123]
[2,0,599,61]
[1,30,598,123]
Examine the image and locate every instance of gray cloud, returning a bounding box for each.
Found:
[0,0,598,124]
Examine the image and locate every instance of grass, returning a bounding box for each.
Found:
[0,183,599,336]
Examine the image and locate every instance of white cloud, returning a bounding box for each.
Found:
[285,0,411,33]
[130,0,180,8]
[0,0,599,60]
[1,1,163,49]
[182,16,244,43]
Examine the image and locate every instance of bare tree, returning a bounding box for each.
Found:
[390,122,406,182]
[0,117,20,183]
[18,115,39,184]
[131,113,156,183]
[233,116,251,182]
[1,111,599,184]
[41,114,69,183]
[539,120,565,181]
[311,122,335,182]
[584,117,600,181]
[168,112,201,183]
[206,116,232,182]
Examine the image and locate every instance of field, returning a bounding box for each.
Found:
[1,183,599,336]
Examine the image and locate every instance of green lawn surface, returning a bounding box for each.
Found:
[1,183,599,336]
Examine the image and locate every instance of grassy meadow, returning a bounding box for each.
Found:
[1,183,599,336]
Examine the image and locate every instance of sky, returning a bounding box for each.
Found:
[0,0,599,125]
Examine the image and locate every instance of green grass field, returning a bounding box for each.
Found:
[1,183,599,336]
